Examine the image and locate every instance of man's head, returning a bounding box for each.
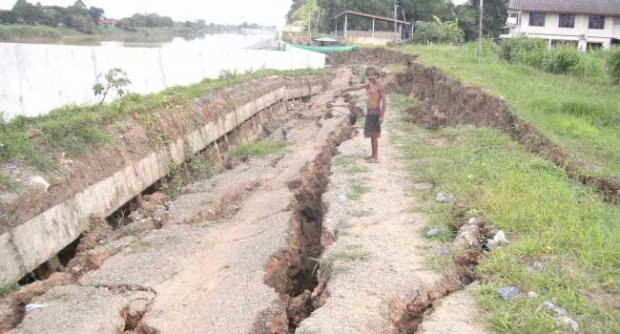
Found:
[365,67,379,83]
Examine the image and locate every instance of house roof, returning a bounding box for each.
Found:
[335,10,411,25]
[508,0,620,16]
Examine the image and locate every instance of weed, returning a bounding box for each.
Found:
[347,180,371,201]
[232,140,286,158]
[0,282,20,298]
[351,208,374,217]
[333,155,369,174]
[0,172,18,192]
[330,249,371,262]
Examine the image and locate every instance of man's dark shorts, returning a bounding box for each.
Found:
[364,109,381,138]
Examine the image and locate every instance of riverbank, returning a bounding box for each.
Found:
[0,24,261,44]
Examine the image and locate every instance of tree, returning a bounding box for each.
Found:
[12,0,39,24]
[88,7,104,25]
[115,17,135,31]
[290,0,320,32]
[456,0,508,40]
[412,16,464,44]
[0,10,19,24]
[93,68,131,105]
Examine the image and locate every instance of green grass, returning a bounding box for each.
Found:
[0,68,324,171]
[334,155,370,174]
[390,100,620,333]
[347,179,371,200]
[0,24,79,41]
[393,44,620,178]
[0,282,20,298]
[231,140,287,158]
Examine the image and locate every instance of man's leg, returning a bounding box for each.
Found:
[371,137,379,160]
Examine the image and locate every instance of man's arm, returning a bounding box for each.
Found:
[341,83,369,94]
[379,85,387,123]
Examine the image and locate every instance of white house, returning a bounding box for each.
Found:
[502,0,620,51]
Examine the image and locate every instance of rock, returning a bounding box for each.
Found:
[559,316,580,332]
[532,261,545,272]
[468,217,477,225]
[527,291,538,299]
[498,286,520,301]
[128,299,149,317]
[426,228,440,238]
[29,176,50,191]
[541,300,568,316]
[338,194,347,203]
[25,303,47,311]
[435,192,449,203]
[485,239,497,251]
[493,231,509,244]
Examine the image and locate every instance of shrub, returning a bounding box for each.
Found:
[412,16,464,45]
[542,46,581,74]
[499,37,546,67]
[608,47,620,84]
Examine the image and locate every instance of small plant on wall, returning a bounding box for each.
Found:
[92,68,131,105]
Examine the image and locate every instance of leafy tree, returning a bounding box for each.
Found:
[290,0,320,32]
[93,68,131,105]
[115,17,135,31]
[412,16,464,44]
[0,10,19,24]
[88,7,104,25]
[12,0,39,24]
[456,0,508,40]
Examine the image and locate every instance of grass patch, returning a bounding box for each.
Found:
[231,140,286,158]
[391,106,620,333]
[0,68,323,171]
[393,44,620,178]
[0,24,79,41]
[389,93,418,111]
[0,172,18,192]
[334,155,369,174]
[347,179,371,200]
[0,282,20,298]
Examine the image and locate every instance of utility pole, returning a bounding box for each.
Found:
[394,0,398,34]
[477,0,484,64]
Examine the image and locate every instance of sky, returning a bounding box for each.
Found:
[0,0,470,26]
[0,0,292,26]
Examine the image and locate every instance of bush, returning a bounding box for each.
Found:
[542,46,581,74]
[412,17,464,45]
[499,37,546,67]
[608,47,620,84]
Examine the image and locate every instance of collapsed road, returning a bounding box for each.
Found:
[1,61,491,334]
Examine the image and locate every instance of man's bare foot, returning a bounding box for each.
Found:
[366,158,379,163]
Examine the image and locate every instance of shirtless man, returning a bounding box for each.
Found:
[341,67,387,163]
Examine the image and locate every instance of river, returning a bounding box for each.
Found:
[0,31,324,119]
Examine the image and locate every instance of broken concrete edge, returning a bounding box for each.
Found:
[0,80,326,287]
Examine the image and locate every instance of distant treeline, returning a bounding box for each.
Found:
[0,0,274,34]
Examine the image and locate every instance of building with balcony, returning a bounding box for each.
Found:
[502,0,620,50]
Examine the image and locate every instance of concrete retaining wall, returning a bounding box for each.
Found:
[0,43,325,119]
[0,81,324,286]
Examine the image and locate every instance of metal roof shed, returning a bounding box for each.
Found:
[334,10,413,38]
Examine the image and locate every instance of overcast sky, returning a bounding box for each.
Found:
[0,0,470,26]
[0,0,292,25]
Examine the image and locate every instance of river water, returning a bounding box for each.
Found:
[0,31,324,119]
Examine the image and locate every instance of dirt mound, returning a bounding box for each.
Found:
[327,48,417,67]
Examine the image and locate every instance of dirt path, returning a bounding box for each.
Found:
[297,95,488,333]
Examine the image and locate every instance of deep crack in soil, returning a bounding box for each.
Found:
[263,97,358,333]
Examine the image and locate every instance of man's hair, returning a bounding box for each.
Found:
[365,67,379,76]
